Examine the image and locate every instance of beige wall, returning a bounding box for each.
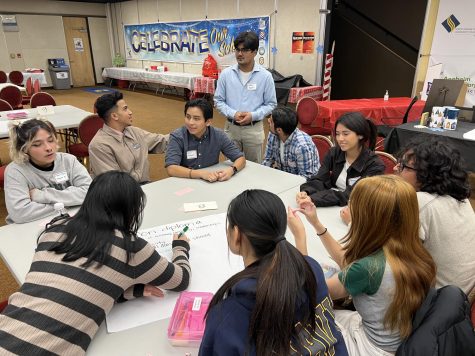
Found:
[89,17,112,84]
[0,0,105,17]
[111,0,321,83]
[0,0,109,85]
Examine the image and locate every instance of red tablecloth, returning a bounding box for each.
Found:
[317,97,425,126]
[193,77,216,94]
[288,86,323,103]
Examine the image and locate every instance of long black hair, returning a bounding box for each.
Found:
[334,111,378,150]
[206,189,317,356]
[399,137,470,201]
[42,171,146,267]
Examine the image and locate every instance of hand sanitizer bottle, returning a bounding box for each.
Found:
[54,202,68,217]
[384,90,389,101]
[46,203,70,229]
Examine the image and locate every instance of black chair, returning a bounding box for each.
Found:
[378,96,419,138]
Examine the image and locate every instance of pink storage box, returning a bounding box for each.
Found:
[167,291,213,347]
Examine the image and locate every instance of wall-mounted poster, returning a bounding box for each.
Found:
[124,17,270,67]
[303,32,315,54]
[292,32,315,54]
[74,38,84,52]
[292,32,303,53]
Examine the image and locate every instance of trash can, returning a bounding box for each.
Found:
[47,58,71,90]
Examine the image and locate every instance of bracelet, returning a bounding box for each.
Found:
[189,168,192,179]
[317,227,328,236]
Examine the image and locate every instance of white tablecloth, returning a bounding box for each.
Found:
[102,67,200,90]
[7,72,47,86]
[0,83,26,92]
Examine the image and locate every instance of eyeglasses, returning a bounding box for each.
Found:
[396,160,417,173]
[235,47,253,54]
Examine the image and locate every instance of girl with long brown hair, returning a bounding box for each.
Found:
[295,175,436,355]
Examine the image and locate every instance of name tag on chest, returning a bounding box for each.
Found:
[247,83,257,91]
[187,150,198,159]
[54,172,69,184]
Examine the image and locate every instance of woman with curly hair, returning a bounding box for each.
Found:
[396,137,475,302]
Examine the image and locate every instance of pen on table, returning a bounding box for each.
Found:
[177,225,189,238]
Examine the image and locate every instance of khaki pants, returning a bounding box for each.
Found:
[224,120,264,163]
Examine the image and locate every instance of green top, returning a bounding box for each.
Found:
[338,249,386,296]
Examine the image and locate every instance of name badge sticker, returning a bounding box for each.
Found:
[54,172,69,184]
[132,143,141,149]
[348,177,361,186]
[247,83,257,91]
[186,150,198,159]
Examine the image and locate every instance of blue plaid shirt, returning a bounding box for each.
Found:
[262,128,320,179]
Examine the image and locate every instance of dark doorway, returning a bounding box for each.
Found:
[324,0,428,99]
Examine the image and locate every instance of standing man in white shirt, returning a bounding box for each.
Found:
[214,31,277,163]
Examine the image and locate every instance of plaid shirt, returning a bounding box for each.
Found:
[262,128,320,179]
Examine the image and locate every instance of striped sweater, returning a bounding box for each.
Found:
[0,229,191,355]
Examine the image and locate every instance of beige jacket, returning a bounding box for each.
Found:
[89,124,168,182]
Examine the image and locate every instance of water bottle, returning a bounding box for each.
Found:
[46,203,69,229]
[384,90,389,101]
[54,202,68,217]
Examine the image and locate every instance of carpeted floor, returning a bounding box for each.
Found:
[0,86,244,301]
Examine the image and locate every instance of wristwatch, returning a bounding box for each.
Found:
[232,166,238,175]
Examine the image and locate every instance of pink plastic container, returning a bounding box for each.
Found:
[167,291,213,347]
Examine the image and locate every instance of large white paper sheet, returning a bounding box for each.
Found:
[105,213,244,333]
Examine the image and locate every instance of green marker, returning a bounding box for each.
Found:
[177,225,189,238]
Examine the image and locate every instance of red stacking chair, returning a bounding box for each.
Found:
[0,71,7,83]
[33,78,41,94]
[21,77,34,106]
[0,86,23,109]
[68,114,104,165]
[0,300,7,313]
[375,151,397,174]
[8,71,23,86]
[296,97,332,136]
[30,92,56,108]
[0,164,6,188]
[0,98,13,111]
[311,135,333,161]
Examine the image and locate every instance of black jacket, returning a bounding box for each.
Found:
[300,147,385,207]
[396,285,475,356]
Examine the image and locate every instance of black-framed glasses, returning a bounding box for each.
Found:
[235,47,253,54]
[397,160,417,173]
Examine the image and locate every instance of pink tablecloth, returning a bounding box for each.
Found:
[288,86,323,104]
[316,97,425,126]
[193,77,216,94]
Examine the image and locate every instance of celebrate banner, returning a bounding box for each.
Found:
[124,17,270,67]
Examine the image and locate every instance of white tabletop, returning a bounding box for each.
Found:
[0,162,349,355]
[102,67,200,90]
[0,105,92,138]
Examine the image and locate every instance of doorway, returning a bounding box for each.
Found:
[63,17,95,87]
